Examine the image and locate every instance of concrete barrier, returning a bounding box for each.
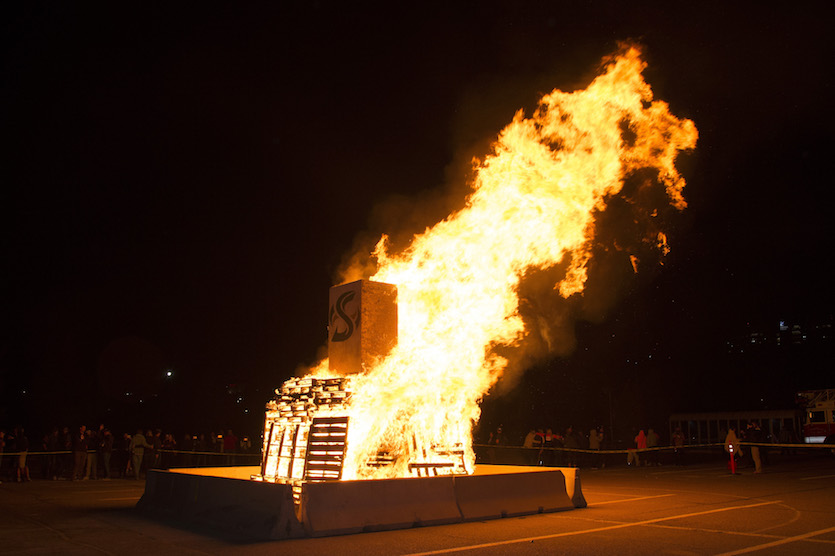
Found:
[559,466,588,508]
[138,465,586,540]
[138,467,305,540]
[454,466,576,521]
[300,474,461,537]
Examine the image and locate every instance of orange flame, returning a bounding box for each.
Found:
[316,46,697,479]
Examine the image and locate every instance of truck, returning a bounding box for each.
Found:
[797,389,835,443]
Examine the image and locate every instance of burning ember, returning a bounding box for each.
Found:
[256,45,697,485]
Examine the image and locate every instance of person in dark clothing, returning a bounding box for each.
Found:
[0,429,5,483]
[84,428,98,480]
[196,433,209,467]
[46,428,60,480]
[746,421,764,473]
[563,425,580,467]
[58,426,72,479]
[100,429,114,479]
[72,425,88,480]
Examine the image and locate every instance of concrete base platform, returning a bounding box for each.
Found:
[137,465,586,540]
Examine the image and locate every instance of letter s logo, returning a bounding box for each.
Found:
[329,291,357,342]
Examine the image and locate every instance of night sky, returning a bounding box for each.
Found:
[4,3,833,441]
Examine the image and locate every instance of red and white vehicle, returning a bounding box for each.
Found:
[798,389,835,443]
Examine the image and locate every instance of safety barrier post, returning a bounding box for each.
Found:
[728,444,736,474]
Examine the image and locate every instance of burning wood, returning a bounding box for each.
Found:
[254,356,466,490]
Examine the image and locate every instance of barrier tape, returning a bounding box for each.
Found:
[0,449,259,457]
[1,443,829,458]
[473,442,834,455]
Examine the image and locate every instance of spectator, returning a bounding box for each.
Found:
[523,429,536,449]
[240,435,252,453]
[196,433,209,467]
[130,429,153,480]
[59,426,72,480]
[563,426,580,467]
[672,426,686,466]
[161,433,177,469]
[118,432,132,478]
[628,429,646,467]
[72,425,88,481]
[224,429,239,465]
[725,426,742,473]
[15,426,31,482]
[84,428,98,480]
[44,428,59,480]
[0,429,5,484]
[100,429,114,479]
[647,428,660,466]
[746,421,763,474]
[588,426,603,469]
[151,429,162,469]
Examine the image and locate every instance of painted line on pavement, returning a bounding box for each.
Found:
[404,500,781,555]
[589,493,677,505]
[715,525,835,555]
[799,474,835,481]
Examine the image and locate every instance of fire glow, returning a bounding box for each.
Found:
[259,45,697,483]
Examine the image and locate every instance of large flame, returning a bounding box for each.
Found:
[315,46,697,480]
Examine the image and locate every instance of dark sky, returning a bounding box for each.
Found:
[3,3,833,439]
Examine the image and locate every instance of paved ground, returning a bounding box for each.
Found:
[2,454,834,555]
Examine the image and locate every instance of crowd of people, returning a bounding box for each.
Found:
[481,420,774,473]
[0,425,257,483]
[483,424,614,468]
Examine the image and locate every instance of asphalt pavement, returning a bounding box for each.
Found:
[2,454,834,555]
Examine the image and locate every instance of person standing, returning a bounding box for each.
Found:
[646,428,660,466]
[747,421,764,474]
[628,429,646,467]
[563,426,580,467]
[58,426,72,480]
[151,430,162,469]
[521,429,535,465]
[72,425,88,481]
[725,426,742,473]
[15,426,31,482]
[161,433,177,469]
[196,433,209,467]
[100,429,114,479]
[588,426,603,469]
[0,429,5,484]
[672,426,686,466]
[129,429,152,480]
[223,429,238,465]
[45,428,60,480]
[84,428,98,480]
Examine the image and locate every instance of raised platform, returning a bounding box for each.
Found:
[137,465,586,540]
